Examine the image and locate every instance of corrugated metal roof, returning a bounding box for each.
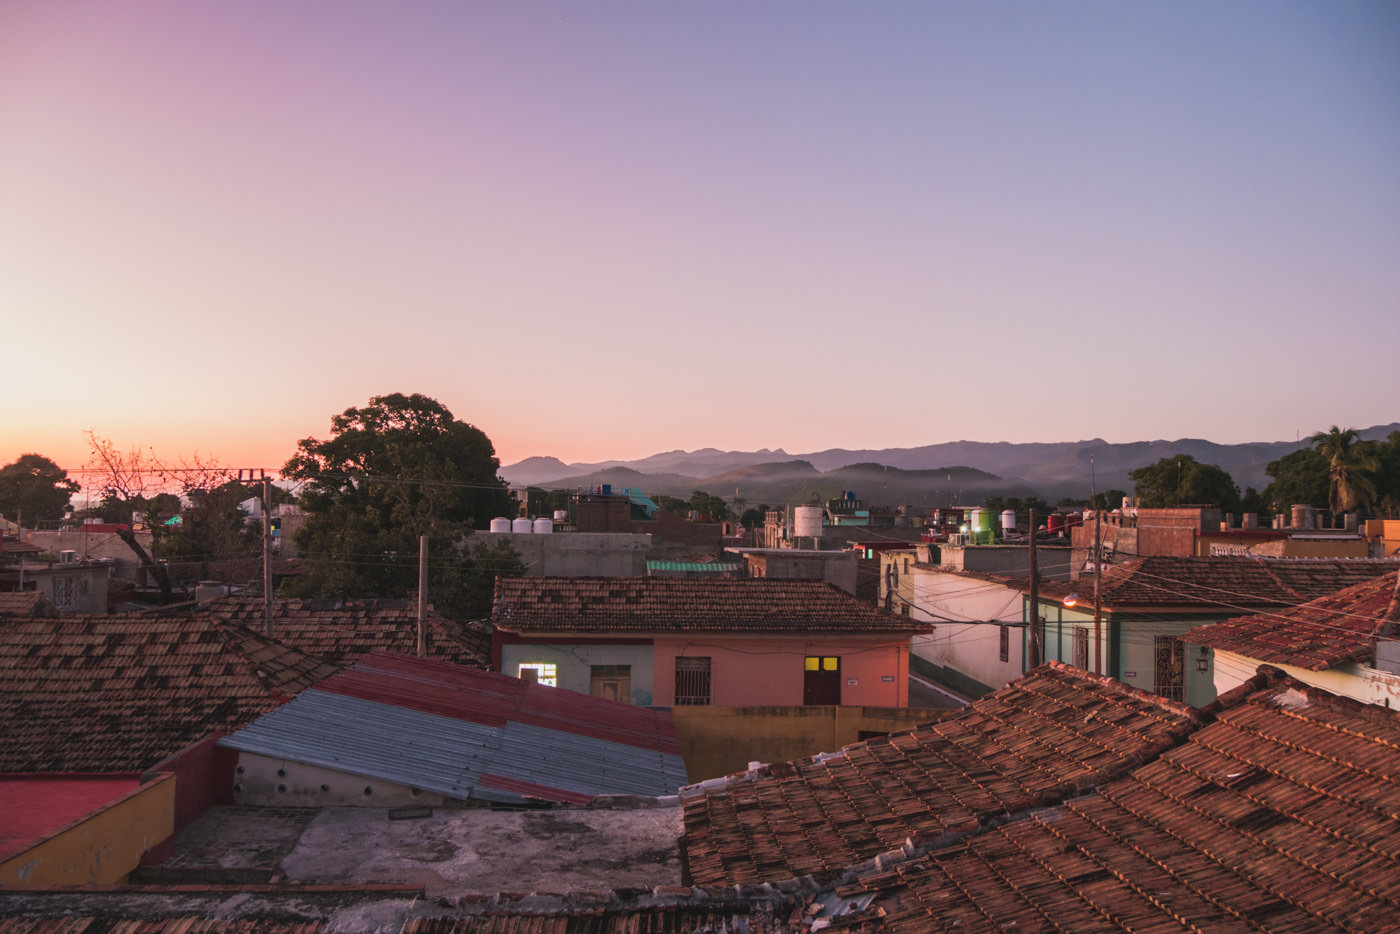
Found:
[218,651,687,805]
[489,720,689,801]
[218,690,498,799]
[646,561,743,573]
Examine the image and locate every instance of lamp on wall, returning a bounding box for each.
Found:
[1062,593,1081,608]
[1196,646,1212,673]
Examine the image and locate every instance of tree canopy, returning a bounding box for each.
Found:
[1129,455,1242,512]
[1260,447,1330,513]
[1310,425,1379,515]
[0,454,79,525]
[282,393,514,605]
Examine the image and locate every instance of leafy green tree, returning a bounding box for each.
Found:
[1372,431,1400,518]
[1260,447,1329,513]
[1130,455,1241,512]
[739,504,771,529]
[0,454,80,525]
[1310,425,1379,515]
[689,490,730,522]
[282,393,513,605]
[653,494,689,515]
[434,538,527,618]
[1093,489,1129,511]
[155,479,262,566]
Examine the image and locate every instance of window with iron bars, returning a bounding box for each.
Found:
[674,656,712,705]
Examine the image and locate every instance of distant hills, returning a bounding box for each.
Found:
[500,424,1400,508]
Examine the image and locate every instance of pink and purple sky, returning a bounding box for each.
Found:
[3,2,1398,477]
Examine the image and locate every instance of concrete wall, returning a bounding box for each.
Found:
[1040,608,1215,707]
[936,544,1072,579]
[1211,650,1400,709]
[0,773,174,885]
[502,642,656,705]
[231,752,449,808]
[741,549,859,595]
[3,563,110,613]
[670,705,949,782]
[464,530,652,577]
[26,529,147,581]
[886,561,1028,695]
[652,634,911,707]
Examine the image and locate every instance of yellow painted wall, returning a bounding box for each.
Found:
[1366,519,1400,558]
[0,774,175,886]
[670,706,948,782]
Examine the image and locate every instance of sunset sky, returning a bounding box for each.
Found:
[3,2,1397,479]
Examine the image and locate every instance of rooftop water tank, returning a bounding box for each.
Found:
[970,508,987,532]
[1000,509,1016,532]
[512,517,533,534]
[532,518,554,534]
[489,517,513,534]
[553,510,569,522]
[794,504,824,539]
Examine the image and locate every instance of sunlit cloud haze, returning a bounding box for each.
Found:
[3,1,1397,475]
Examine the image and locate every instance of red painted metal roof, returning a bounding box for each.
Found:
[0,774,145,863]
[312,651,682,756]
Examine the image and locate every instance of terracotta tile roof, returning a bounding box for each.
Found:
[197,596,492,668]
[0,922,324,933]
[0,614,339,772]
[680,662,1198,886]
[492,577,931,634]
[1033,556,1399,611]
[824,670,1400,932]
[1181,570,1400,670]
[0,592,54,616]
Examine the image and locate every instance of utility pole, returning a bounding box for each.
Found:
[1091,455,1103,676]
[1028,508,1041,667]
[417,534,428,657]
[261,474,273,639]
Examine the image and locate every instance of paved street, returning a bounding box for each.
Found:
[908,673,970,710]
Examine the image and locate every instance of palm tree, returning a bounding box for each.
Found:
[1310,425,1379,516]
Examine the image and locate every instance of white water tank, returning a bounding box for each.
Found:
[511,517,533,534]
[532,518,554,534]
[490,517,513,533]
[794,504,824,539]
[553,510,569,522]
[1000,510,1016,532]
[970,508,987,532]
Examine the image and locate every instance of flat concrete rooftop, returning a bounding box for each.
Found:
[148,801,683,898]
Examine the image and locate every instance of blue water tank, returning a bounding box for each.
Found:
[601,483,612,496]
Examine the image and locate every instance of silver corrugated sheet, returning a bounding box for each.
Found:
[492,720,689,799]
[218,690,499,799]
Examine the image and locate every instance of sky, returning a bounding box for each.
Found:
[3,1,1398,478]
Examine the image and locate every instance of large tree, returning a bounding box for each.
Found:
[1310,425,1379,516]
[155,478,263,570]
[1129,454,1242,512]
[282,393,513,603]
[0,454,79,525]
[1260,447,1330,514]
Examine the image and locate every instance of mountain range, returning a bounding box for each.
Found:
[500,423,1400,509]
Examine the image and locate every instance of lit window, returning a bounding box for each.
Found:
[517,663,557,687]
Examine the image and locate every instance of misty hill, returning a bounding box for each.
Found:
[501,422,1400,506]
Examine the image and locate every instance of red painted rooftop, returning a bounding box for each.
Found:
[0,774,146,864]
